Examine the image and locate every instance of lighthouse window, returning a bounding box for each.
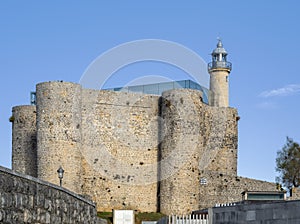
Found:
[226,76,228,82]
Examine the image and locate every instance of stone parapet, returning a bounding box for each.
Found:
[0,165,99,224]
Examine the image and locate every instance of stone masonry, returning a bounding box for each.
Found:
[0,165,99,224]
[11,81,279,215]
[12,105,37,177]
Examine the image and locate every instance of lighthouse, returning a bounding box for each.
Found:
[208,39,232,107]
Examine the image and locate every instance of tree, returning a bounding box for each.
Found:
[276,137,300,188]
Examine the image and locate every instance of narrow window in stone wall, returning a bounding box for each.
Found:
[226,76,228,82]
[200,178,207,185]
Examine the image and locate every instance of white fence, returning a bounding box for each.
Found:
[158,214,209,224]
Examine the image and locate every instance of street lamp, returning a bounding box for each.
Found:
[57,166,64,187]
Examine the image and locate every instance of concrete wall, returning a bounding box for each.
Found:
[211,200,300,224]
[0,165,99,224]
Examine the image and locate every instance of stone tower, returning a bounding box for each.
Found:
[11,105,37,177]
[208,39,232,107]
[36,82,83,194]
[159,89,204,215]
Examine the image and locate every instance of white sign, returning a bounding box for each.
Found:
[113,210,134,224]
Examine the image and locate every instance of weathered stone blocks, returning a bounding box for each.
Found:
[36,82,82,194]
[11,81,279,215]
[11,105,37,177]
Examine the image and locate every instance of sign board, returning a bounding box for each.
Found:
[113,210,134,224]
[142,221,157,224]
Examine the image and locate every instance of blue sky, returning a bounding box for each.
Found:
[1,1,300,183]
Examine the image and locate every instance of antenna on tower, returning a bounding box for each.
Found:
[217,32,222,41]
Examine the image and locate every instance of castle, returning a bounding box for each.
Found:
[10,40,277,215]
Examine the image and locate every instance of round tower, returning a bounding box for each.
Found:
[208,39,232,107]
[36,81,82,194]
[159,89,203,215]
[11,105,37,177]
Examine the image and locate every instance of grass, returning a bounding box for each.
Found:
[97,212,166,224]
[97,212,113,224]
[135,212,165,224]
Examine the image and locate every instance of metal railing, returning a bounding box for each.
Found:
[208,61,232,71]
[158,214,209,224]
[30,92,36,105]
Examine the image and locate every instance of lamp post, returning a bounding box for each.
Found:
[57,166,64,187]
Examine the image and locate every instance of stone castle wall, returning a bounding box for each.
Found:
[80,89,160,212]
[199,171,277,209]
[289,187,300,200]
[160,89,204,214]
[36,82,83,194]
[11,81,278,215]
[0,165,99,224]
[159,89,239,215]
[11,105,37,177]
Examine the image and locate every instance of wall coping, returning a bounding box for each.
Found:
[0,165,96,207]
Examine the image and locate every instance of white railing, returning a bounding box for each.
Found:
[158,214,209,224]
[214,203,236,207]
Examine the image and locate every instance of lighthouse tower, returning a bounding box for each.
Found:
[208,39,232,107]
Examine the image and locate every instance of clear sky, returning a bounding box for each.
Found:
[1,1,300,183]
